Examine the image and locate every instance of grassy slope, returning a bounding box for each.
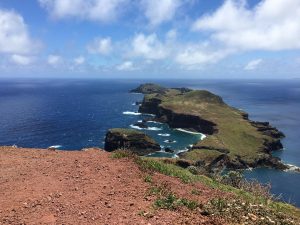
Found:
[112,151,300,223]
[148,89,274,165]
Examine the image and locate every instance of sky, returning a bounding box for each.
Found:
[0,0,300,79]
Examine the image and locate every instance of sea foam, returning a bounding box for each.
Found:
[158,133,171,137]
[147,120,163,124]
[285,164,300,172]
[163,140,177,143]
[130,125,162,131]
[123,111,141,115]
[48,145,62,149]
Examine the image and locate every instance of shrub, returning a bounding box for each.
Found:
[187,166,199,175]
[144,174,153,183]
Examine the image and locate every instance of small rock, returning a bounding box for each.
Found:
[248,213,257,221]
[105,202,112,208]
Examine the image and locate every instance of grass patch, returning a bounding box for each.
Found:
[154,193,199,210]
[147,182,199,211]
[110,149,134,159]
[191,189,202,195]
[111,151,300,222]
[144,174,153,183]
[135,157,197,183]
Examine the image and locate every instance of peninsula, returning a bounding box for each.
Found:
[130,83,287,171]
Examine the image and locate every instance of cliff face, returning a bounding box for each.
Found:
[156,105,217,135]
[135,83,287,170]
[104,128,161,155]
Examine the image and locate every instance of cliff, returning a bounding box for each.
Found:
[104,128,161,155]
[134,83,287,170]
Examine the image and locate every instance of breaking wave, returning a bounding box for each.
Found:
[123,111,141,115]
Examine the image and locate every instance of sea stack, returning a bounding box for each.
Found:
[104,128,161,155]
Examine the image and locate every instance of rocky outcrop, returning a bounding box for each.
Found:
[250,121,285,139]
[104,128,161,155]
[139,96,162,115]
[130,83,167,94]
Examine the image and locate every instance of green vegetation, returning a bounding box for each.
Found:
[154,193,199,210]
[110,149,135,159]
[130,83,167,94]
[161,91,267,164]
[111,150,300,223]
[147,182,199,211]
[144,174,153,183]
[181,149,224,165]
[138,84,284,168]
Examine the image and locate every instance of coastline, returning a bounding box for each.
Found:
[131,83,288,171]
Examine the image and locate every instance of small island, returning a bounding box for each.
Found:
[104,128,161,155]
[128,83,287,171]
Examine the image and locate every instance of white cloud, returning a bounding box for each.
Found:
[0,9,40,54]
[166,29,177,41]
[175,43,232,67]
[74,56,85,65]
[117,61,136,71]
[131,33,168,60]
[141,0,181,26]
[244,59,262,70]
[87,37,112,55]
[47,54,62,66]
[39,0,127,22]
[192,0,300,51]
[10,54,35,65]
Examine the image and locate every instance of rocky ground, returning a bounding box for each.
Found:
[0,146,226,225]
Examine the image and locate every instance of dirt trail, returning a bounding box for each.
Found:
[0,147,225,224]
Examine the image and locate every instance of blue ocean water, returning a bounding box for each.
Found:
[0,78,299,206]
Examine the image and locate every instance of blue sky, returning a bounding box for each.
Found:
[0,0,299,79]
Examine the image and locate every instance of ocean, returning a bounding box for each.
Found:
[0,78,299,206]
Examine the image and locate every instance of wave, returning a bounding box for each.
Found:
[163,140,177,143]
[147,127,162,131]
[200,134,207,140]
[175,128,202,135]
[158,133,171,137]
[123,111,141,115]
[142,113,155,117]
[48,145,62,149]
[130,124,162,131]
[146,120,163,124]
[176,148,189,154]
[285,164,300,172]
[175,128,206,140]
[130,125,143,130]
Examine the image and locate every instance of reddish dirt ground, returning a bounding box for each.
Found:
[0,146,226,224]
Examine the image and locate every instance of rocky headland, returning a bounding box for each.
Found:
[104,128,161,155]
[130,83,287,171]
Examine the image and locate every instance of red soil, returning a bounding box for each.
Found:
[0,147,226,224]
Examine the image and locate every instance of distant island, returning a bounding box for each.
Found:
[106,83,288,172]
